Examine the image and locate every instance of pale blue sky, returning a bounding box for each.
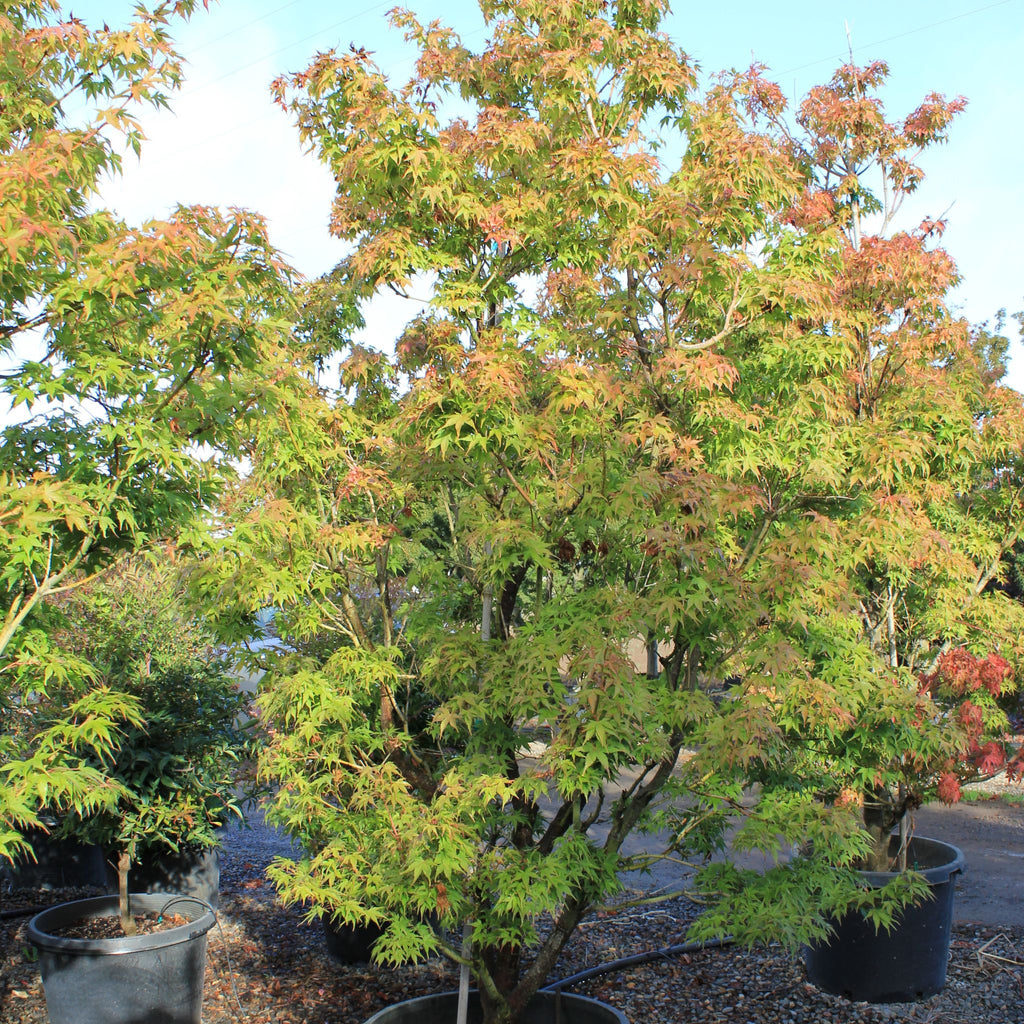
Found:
[62,0,1024,384]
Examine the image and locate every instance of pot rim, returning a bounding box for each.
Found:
[362,988,629,1024]
[855,835,965,887]
[27,893,215,956]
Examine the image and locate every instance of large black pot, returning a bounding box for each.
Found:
[322,916,384,963]
[363,990,628,1024]
[105,845,220,908]
[2,825,107,890]
[27,892,215,1024]
[804,835,965,1002]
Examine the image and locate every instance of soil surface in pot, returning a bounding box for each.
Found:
[52,910,189,941]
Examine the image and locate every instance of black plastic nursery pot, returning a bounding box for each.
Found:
[803,836,965,1003]
[105,844,221,908]
[322,916,385,963]
[27,892,216,1024]
[362,990,629,1024]
[2,825,107,890]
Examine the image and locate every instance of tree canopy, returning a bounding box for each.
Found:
[196,3,1024,1022]
[3,3,1022,1023]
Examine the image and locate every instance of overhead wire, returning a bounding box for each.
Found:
[133,13,487,168]
[187,0,306,55]
[145,0,1015,163]
[99,0,1016,274]
[176,0,396,97]
[777,0,1019,75]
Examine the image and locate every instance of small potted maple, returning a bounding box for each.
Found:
[13,562,240,1024]
[22,561,251,1024]
[4,559,252,898]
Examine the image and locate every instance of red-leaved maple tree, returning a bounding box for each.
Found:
[742,59,1024,872]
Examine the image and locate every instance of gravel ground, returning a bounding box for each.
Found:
[2,814,1023,1024]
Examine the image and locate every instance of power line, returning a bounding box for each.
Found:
[188,0,306,56]
[778,0,1018,75]
[148,23,487,163]
[103,0,1020,274]
[178,0,395,97]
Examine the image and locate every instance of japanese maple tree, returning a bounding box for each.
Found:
[201,3,1023,1022]
[0,1,296,862]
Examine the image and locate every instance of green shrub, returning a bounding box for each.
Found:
[49,559,253,860]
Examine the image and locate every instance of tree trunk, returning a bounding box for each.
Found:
[861,787,900,871]
[117,851,138,936]
[478,943,523,1024]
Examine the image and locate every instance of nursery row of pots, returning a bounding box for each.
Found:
[17,832,966,1024]
[4,830,220,907]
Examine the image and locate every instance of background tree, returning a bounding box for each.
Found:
[0,0,297,861]
[50,557,253,861]
[739,61,1024,872]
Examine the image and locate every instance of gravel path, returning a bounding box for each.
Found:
[2,812,1023,1024]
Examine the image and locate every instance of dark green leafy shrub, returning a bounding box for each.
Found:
[50,560,253,860]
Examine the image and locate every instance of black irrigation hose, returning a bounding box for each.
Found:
[542,936,735,993]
